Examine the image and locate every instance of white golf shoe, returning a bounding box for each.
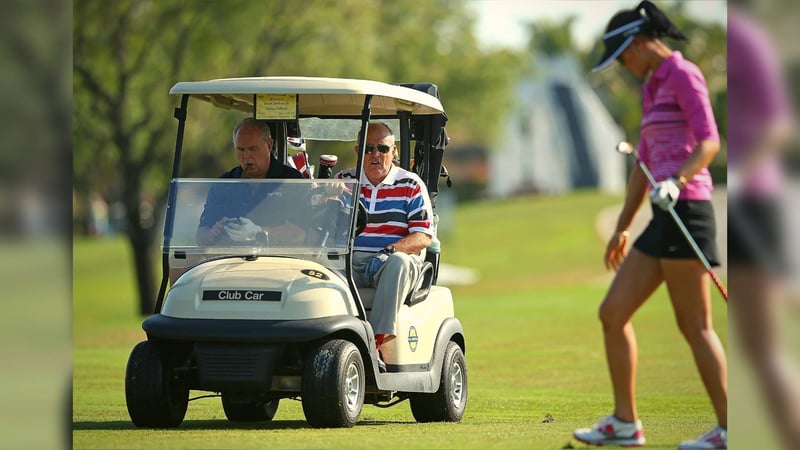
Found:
[573,414,646,447]
[677,425,727,449]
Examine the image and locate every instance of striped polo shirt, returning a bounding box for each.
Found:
[638,51,719,201]
[336,165,433,252]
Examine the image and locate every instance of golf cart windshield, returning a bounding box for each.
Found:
[165,178,358,263]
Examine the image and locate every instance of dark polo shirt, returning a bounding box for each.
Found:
[198,157,304,228]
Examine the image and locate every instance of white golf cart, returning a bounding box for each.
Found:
[124,77,467,428]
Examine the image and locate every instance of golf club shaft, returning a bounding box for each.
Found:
[628,151,729,302]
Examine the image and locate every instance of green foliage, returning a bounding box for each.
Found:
[525,16,579,58]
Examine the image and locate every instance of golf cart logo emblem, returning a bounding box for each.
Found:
[301,269,329,280]
[408,326,418,352]
[202,290,281,301]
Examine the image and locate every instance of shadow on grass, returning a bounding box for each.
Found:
[73,419,409,431]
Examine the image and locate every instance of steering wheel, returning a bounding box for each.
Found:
[305,188,339,248]
[304,188,369,249]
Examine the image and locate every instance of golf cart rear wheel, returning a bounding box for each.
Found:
[221,396,280,422]
[410,341,467,422]
[301,339,365,428]
[125,340,189,428]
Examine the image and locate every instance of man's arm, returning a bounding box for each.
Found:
[196,217,234,245]
[390,231,432,255]
[398,174,434,254]
[196,183,232,245]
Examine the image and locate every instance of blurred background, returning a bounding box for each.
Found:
[3,0,799,448]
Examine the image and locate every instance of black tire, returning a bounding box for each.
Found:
[409,341,467,422]
[301,339,364,428]
[125,340,189,428]
[221,395,279,422]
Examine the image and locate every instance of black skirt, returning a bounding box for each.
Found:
[634,200,721,267]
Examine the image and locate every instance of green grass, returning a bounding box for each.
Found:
[73,190,732,449]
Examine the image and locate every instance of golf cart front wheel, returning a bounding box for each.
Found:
[410,341,467,422]
[125,340,189,428]
[301,339,365,428]
[221,395,280,422]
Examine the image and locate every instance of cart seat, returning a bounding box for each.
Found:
[357,261,434,311]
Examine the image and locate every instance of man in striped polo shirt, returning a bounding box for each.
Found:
[336,122,434,371]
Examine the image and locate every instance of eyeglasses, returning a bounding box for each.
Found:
[364,143,392,154]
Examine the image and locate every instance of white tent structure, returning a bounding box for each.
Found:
[489,54,626,197]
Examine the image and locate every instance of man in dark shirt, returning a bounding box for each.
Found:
[196,117,305,245]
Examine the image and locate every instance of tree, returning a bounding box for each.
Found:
[74,0,369,314]
[525,16,578,58]
[75,1,193,314]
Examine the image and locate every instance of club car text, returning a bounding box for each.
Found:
[202,290,281,301]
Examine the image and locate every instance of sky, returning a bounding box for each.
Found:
[468,0,727,51]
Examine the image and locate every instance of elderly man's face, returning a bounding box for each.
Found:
[359,125,396,186]
[235,126,273,179]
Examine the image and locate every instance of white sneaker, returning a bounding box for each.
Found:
[573,414,646,447]
[678,425,727,449]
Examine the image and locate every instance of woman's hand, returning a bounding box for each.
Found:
[604,230,629,271]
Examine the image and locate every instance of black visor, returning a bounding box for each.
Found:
[592,18,646,72]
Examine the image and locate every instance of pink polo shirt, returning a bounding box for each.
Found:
[638,51,719,201]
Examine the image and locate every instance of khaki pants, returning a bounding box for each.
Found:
[352,251,424,336]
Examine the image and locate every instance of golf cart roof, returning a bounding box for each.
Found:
[169,76,445,117]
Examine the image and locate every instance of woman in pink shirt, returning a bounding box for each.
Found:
[573,2,727,449]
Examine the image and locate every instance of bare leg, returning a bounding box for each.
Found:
[663,258,727,427]
[598,248,663,422]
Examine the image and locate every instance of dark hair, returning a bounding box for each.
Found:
[631,0,687,41]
